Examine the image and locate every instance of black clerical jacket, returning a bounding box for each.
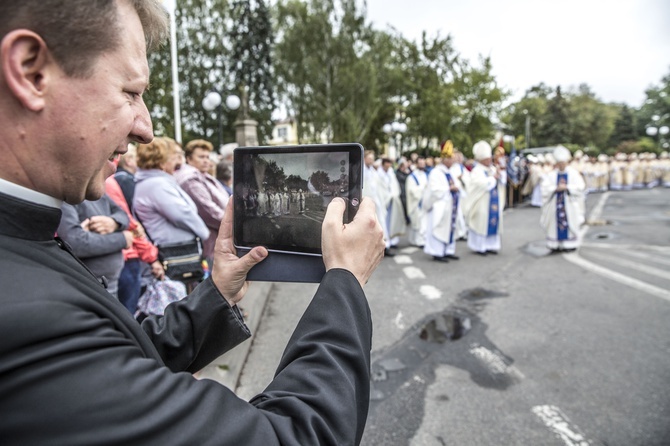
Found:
[0,192,372,445]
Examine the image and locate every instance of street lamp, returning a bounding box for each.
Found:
[202,90,241,151]
[383,121,407,159]
[522,109,531,149]
[645,114,670,150]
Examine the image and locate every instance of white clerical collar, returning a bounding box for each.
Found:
[0,177,62,208]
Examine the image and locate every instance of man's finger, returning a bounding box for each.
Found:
[241,246,268,267]
[323,197,346,229]
[219,199,234,240]
[352,197,376,222]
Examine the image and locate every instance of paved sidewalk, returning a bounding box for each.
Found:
[197,281,274,390]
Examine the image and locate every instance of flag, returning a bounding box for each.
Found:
[507,142,519,185]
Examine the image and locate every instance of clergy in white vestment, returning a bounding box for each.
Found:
[463,140,506,256]
[363,151,393,256]
[423,140,462,262]
[405,157,429,247]
[379,158,407,249]
[450,150,470,241]
[540,146,586,252]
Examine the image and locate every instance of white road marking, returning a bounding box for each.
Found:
[617,248,670,266]
[403,266,426,279]
[586,250,670,280]
[393,255,414,265]
[580,243,670,254]
[469,344,525,379]
[400,246,420,255]
[532,405,592,446]
[419,285,443,300]
[394,311,405,329]
[564,253,670,303]
[581,192,610,240]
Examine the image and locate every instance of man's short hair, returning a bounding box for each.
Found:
[184,139,214,159]
[0,0,168,78]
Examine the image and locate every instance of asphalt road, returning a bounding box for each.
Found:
[235,187,670,446]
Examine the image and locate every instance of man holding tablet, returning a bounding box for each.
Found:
[0,1,385,444]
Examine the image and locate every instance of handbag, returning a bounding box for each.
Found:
[136,278,187,317]
[157,238,204,282]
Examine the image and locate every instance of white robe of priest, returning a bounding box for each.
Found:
[540,167,586,250]
[422,164,460,257]
[363,165,390,248]
[463,163,505,253]
[449,163,469,240]
[405,169,428,247]
[379,166,406,247]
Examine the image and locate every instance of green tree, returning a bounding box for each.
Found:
[145,0,233,144]
[635,68,670,152]
[229,0,276,141]
[608,105,637,148]
[449,56,507,156]
[566,84,615,150]
[500,83,551,149]
[539,86,571,146]
[273,0,386,145]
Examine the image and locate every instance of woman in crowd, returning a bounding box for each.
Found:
[133,137,210,256]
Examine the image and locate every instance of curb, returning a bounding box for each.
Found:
[197,281,274,390]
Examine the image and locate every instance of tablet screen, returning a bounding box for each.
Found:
[233,144,363,255]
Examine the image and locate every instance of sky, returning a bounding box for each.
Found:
[364,0,670,107]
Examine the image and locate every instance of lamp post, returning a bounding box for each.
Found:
[523,109,531,149]
[382,121,407,160]
[202,90,241,151]
[645,114,670,151]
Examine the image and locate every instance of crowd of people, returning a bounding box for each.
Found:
[55,136,236,316]
[364,140,507,261]
[365,144,670,258]
[522,150,670,203]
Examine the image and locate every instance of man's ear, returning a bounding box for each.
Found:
[1,30,53,112]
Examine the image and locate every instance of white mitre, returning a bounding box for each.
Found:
[472,141,492,160]
[553,145,572,163]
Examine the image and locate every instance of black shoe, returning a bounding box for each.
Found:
[475,251,487,256]
[384,249,396,257]
[563,248,577,253]
[486,250,498,255]
[432,256,449,263]
[444,254,460,260]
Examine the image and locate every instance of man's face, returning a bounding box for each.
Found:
[416,159,426,170]
[188,147,211,174]
[365,153,375,167]
[46,2,152,202]
[442,157,454,168]
[382,161,392,172]
[479,157,493,167]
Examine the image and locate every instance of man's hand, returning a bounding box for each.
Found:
[122,231,134,249]
[132,223,146,239]
[211,200,268,307]
[88,216,119,234]
[322,197,385,287]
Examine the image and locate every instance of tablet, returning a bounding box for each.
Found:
[233,143,363,257]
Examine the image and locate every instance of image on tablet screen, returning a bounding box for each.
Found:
[234,150,351,254]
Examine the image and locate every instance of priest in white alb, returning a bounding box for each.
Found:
[540,145,586,252]
[405,157,429,247]
[462,141,506,256]
[423,141,461,262]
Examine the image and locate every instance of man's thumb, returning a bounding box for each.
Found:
[239,246,268,271]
